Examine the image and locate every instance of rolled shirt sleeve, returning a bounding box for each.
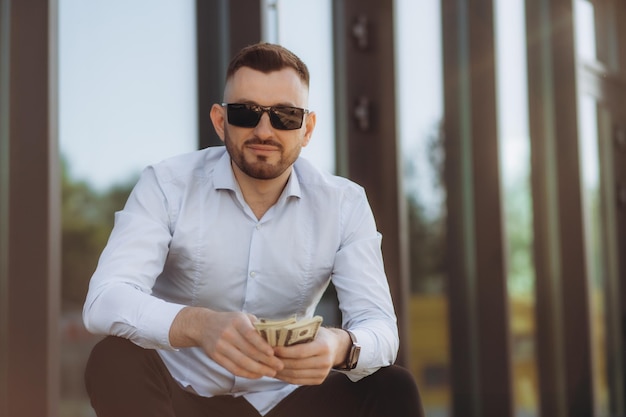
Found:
[331,188,399,380]
[83,167,185,350]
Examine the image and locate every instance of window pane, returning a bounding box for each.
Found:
[395,1,450,416]
[58,1,197,415]
[494,0,538,416]
[272,0,336,174]
[575,0,597,62]
[578,95,611,417]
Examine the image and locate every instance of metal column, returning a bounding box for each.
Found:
[442,0,513,416]
[333,0,410,366]
[0,1,61,416]
[196,0,262,148]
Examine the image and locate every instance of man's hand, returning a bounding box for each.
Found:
[169,307,284,380]
[272,327,351,385]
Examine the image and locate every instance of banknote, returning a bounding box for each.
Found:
[254,316,297,346]
[281,316,323,346]
[254,316,323,347]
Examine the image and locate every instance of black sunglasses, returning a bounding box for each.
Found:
[222,103,309,131]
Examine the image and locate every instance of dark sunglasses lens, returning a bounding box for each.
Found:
[270,107,305,130]
[226,104,305,130]
[227,105,260,128]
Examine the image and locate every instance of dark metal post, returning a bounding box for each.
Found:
[0,0,61,416]
[196,0,262,149]
[442,0,513,416]
[525,0,567,415]
[332,0,410,366]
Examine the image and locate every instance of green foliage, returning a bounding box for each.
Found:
[404,122,447,295]
[61,158,135,310]
[407,195,447,294]
[502,174,535,297]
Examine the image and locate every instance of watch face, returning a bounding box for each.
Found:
[347,344,361,369]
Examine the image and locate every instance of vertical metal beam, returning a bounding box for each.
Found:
[527,0,594,415]
[196,0,262,149]
[0,1,61,416]
[613,0,626,412]
[550,0,594,415]
[525,0,567,416]
[617,119,626,417]
[442,0,480,414]
[0,0,10,412]
[332,0,410,366]
[442,0,513,416]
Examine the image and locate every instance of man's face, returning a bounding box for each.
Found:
[212,67,316,181]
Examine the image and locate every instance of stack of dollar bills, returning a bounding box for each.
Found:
[254,316,323,347]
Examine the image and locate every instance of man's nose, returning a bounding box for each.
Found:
[254,112,274,137]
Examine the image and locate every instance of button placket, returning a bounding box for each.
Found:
[246,221,263,282]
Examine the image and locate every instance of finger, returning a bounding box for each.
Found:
[217,356,274,379]
[235,329,285,369]
[214,348,281,379]
[216,331,284,371]
[279,355,332,373]
[274,339,328,360]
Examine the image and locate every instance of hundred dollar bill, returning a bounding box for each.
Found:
[254,315,323,347]
[280,316,323,346]
[254,316,297,346]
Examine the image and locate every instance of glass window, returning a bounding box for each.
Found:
[58,1,197,415]
[395,1,450,416]
[578,94,611,417]
[575,0,597,62]
[494,0,538,416]
[575,1,618,414]
[269,0,336,175]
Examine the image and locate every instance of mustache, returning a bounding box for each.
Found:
[244,137,283,149]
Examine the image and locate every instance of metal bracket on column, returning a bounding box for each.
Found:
[351,15,369,50]
[353,96,371,131]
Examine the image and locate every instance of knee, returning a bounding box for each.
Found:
[373,365,420,397]
[87,336,140,371]
[85,336,148,388]
[366,366,425,416]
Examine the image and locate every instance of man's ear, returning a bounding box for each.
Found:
[302,111,316,147]
[209,104,226,143]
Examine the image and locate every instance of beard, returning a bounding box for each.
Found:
[223,129,302,180]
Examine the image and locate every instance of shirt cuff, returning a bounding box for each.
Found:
[135,297,187,350]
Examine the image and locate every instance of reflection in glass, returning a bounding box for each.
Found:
[274,0,335,174]
[578,95,610,417]
[494,0,538,416]
[395,1,449,416]
[575,0,597,62]
[59,1,197,415]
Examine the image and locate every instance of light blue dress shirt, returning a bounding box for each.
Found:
[83,146,398,415]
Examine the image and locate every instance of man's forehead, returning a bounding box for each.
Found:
[224,67,309,103]
[227,66,304,84]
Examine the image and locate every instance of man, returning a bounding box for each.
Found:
[83,42,423,417]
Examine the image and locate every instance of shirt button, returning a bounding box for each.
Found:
[256,224,261,230]
[249,271,256,278]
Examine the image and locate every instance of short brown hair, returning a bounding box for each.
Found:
[226,43,310,87]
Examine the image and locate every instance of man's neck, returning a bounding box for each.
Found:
[231,163,292,220]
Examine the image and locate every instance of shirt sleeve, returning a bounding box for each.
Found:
[82,166,186,350]
[331,187,399,381]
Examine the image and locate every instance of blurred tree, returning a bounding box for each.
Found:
[61,157,135,310]
[404,122,447,295]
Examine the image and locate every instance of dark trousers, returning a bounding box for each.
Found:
[85,336,425,417]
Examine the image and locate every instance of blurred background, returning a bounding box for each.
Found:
[2,0,626,416]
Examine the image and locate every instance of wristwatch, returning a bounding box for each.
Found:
[335,329,361,370]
